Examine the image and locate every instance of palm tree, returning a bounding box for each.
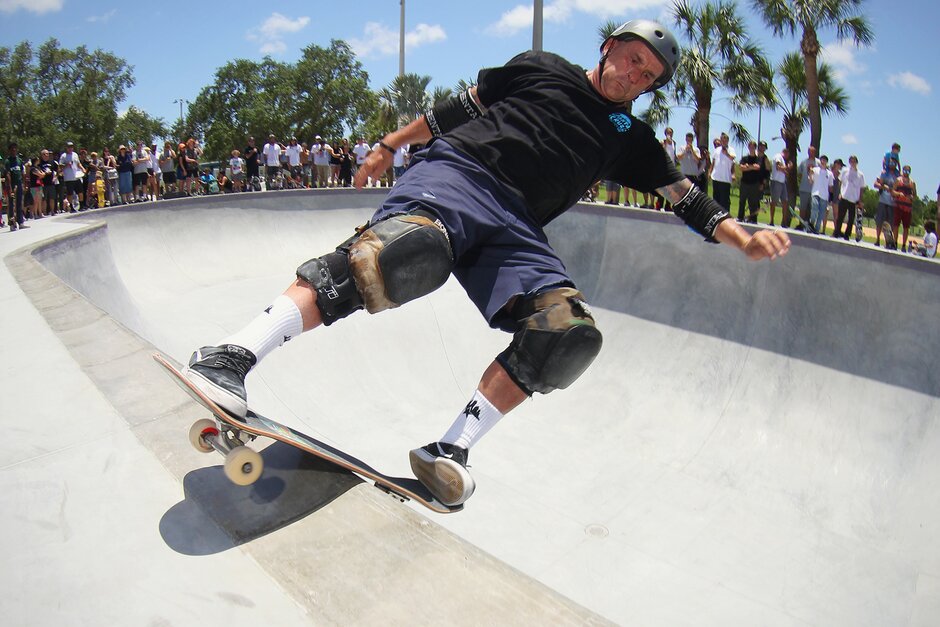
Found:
[773,51,848,197]
[671,0,772,157]
[750,0,872,152]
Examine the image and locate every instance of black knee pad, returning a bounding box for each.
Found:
[348,211,453,313]
[496,287,603,395]
[296,248,363,326]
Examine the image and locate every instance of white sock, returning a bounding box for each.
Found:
[440,390,504,451]
[219,295,303,363]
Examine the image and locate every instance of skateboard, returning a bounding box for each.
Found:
[854,206,864,242]
[153,353,461,514]
[791,210,818,235]
[882,221,897,250]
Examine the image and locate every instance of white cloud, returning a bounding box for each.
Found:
[0,0,62,13]
[819,40,867,83]
[842,134,858,145]
[486,0,668,37]
[246,12,310,56]
[86,9,116,23]
[888,71,932,95]
[349,22,447,59]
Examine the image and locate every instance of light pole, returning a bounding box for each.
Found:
[173,98,188,126]
[399,0,405,77]
[533,0,543,51]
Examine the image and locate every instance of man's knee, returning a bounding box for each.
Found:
[496,287,603,396]
[295,211,453,325]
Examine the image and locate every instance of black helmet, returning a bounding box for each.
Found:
[602,19,680,92]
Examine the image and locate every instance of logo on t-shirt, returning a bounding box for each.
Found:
[608,113,633,133]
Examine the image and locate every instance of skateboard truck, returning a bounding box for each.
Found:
[373,481,411,503]
[190,418,264,486]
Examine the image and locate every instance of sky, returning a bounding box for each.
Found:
[2,0,938,195]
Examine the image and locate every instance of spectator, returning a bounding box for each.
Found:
[300,142,311,188]
[883,142,901,174]
[176,143,190,195]
[892,165,917,250]
[4,142,27,230]
[833,155,865,241]
[808,154,833,233]
[229,149,245,192]
[769,147,791,228]
[286,137,303,187]
[149,142,162,201]
[39,148,57,216]
[159,141,177,195]
[102,147,118,206]
[77,148,90,208]
[737,140,762,223]
[337,145,354,187]
[184,138,200,192]
[825,158,843,234]
[796,145,817,230]
[352,136,370,175]
[913,220,936,257]
[312,136,335,188]
[85,151,104,209]
[604,180,622,205]
[677,132,703,190]
[59,141,85,212]
[28,156,44,218]
[116,145,134,204]
[262,134,282,189]
[709,133,735,211]
[244,136,260,191]
[873,158,898,247]
[392,142,409,185]
[131,140,150,202]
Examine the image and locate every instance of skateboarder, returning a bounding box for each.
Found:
[183,20,791,507]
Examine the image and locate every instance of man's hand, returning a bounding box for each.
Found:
[741,229,791,261]
[354,147,392,189]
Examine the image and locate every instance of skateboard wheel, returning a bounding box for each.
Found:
[189,418,218,453]
[224,446,263,486]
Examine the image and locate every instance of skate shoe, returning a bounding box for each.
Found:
[409,442,475,506]
[183,345,256,418]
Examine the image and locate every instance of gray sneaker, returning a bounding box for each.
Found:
[409,442,475,506]
[183,345,256,418]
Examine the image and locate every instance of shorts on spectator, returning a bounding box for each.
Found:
[232,173,245,182]
[604,180,622,192]
[875,202,893,227]
[770,180,788,204]
[162,171,177,185]
[133,172,148,187]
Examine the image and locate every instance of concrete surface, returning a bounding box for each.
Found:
[2,189,938,626]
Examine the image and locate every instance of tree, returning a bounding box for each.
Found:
[186,40,374,160]
[750,0,873,152]
[772,51,848,198]
[671,0,773,157]
[111,106,168,150]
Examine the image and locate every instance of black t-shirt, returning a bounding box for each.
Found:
[244,145,259,171]
[443,51,682,226]
[739,154,763,185]
[39,159,57,185]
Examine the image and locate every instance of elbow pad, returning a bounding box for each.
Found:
[424,89,483,137]
[672,185,731,243]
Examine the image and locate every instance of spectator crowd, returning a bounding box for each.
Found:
[599,130,937,258]
[2,130,936,258]
[1,134,416,232]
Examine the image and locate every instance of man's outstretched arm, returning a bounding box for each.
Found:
[658,178,791,260]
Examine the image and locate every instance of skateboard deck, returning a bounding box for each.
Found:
[792,210,818,235]
[153,353,460,514]
[882,221,897,250]
[854,206,864,242]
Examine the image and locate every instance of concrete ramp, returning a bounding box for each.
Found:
[20,189,940,626]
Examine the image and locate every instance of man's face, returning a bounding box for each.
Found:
[595,39,665,103]
[808,146,816,159]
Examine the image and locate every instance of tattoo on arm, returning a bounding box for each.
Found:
[657,178,693,205]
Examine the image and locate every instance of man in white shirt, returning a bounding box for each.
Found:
[808,154,833,233]
[285,137,303,186]
[833,155,865,240]
[769,148,791,228]
[262,134,283,189]
[391,144,409,185]
[352,137,370,175]
[149,142,162,201]
[58,141,85,212]
[709,133,735,210]
[311,135,334,188]
[131,140,151,202]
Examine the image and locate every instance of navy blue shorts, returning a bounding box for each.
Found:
[372,140,572,333]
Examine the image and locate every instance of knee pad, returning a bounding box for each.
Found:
[296,211,453,325]
[348,212,453,314]
[496,287,603,395]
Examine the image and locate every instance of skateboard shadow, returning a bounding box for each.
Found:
[159,441,361,555]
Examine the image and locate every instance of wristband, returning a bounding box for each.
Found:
[672,185,731,243]
[377,140,396,156]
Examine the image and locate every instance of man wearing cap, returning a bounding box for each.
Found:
[182,20,791,507]
[3,142,27,231]
[58,141,85,212]
[311,136,334,188]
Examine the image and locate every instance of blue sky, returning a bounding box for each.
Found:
[2,0,938,195]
